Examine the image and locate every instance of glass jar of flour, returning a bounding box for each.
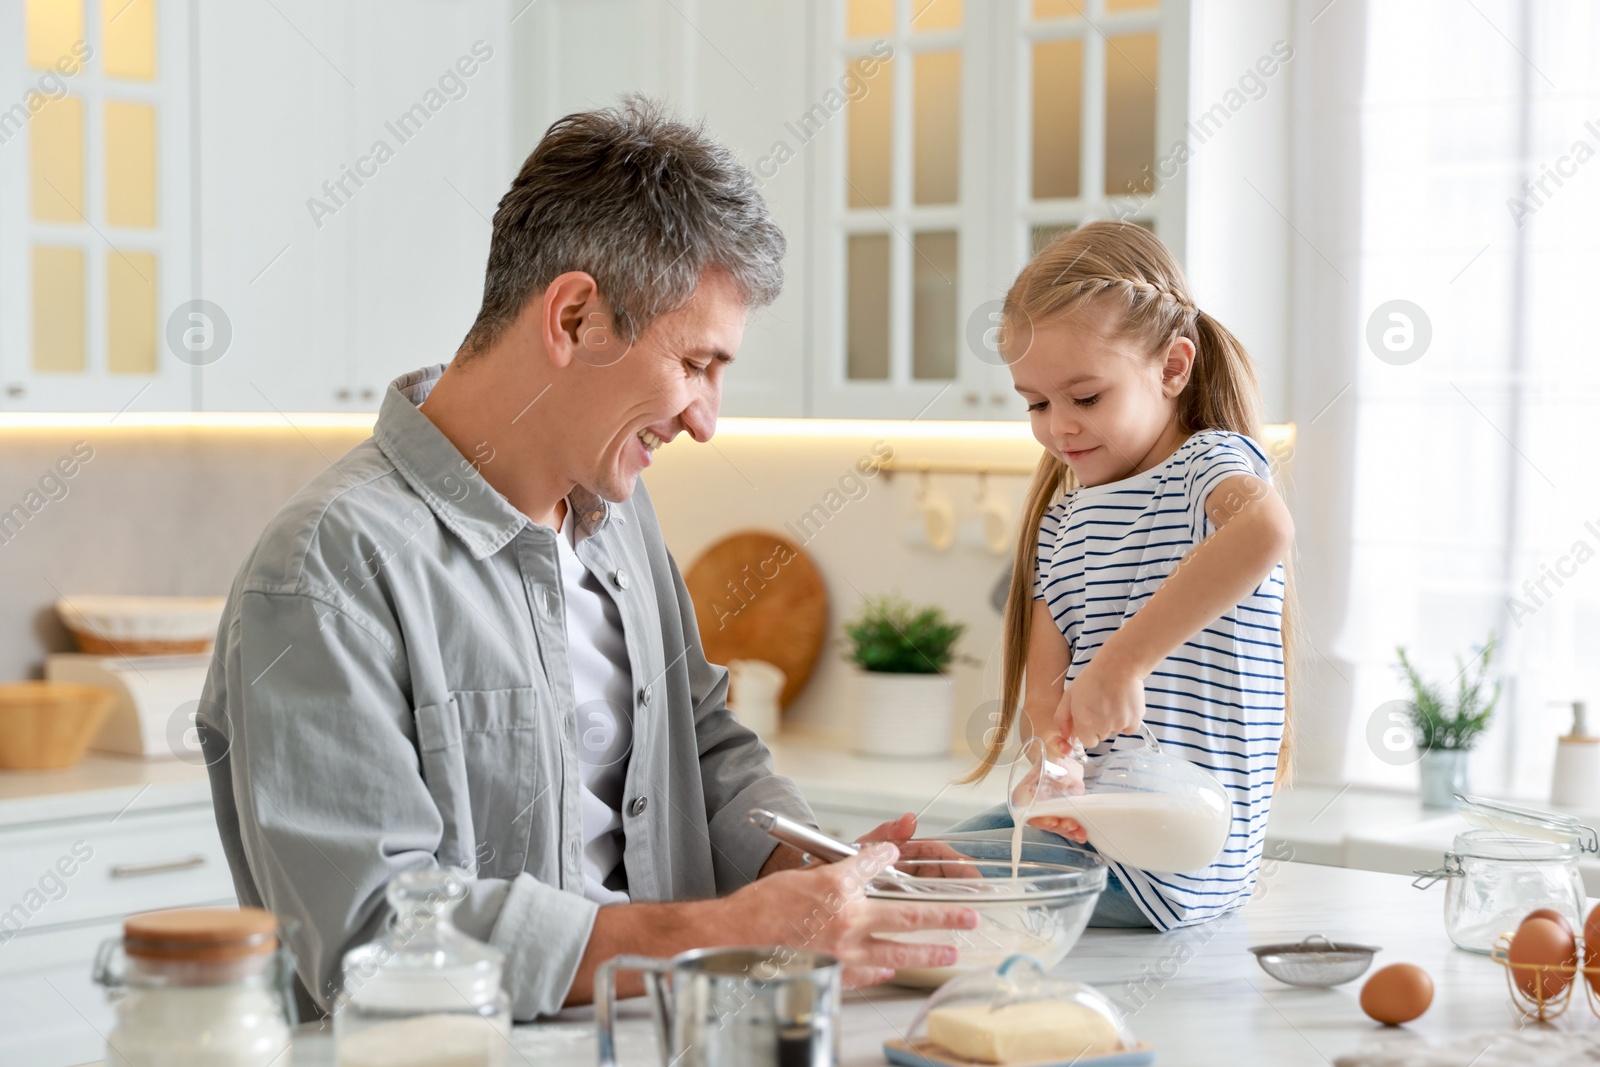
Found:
[93,906,297,1067]
[333,866,511,1067]
[1413,795,1594,954]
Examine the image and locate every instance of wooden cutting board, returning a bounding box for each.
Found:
[683,531,827,709]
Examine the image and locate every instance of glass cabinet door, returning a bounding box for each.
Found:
[2,0,194,412]
[811,0,1184,421]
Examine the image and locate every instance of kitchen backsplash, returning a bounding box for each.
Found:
[0,416,1043,758]
[642,422,1044,750]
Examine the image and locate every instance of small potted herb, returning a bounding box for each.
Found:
[843,595,965,758]
[1395,633,1499,808]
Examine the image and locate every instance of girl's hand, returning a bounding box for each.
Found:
[1025,735,1088,844]
[1055,656,1146,750]
[1030,813,1088,844]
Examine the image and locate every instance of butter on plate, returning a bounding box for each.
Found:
[925,1000,1124,1064]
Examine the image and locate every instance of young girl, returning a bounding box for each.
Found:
[954,220,1295,931]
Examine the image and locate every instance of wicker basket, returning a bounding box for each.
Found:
[55,596,224,658]
[0,682,117,770]
[70,633,213,657]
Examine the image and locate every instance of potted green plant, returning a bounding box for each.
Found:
[843,595,965,758]
[1395,633,1499,808]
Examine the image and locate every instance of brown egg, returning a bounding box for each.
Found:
[1508,917,1578,999]
[1524,908,1574,937]
[1583,904,1600,993]
[1359,963,1434,1026]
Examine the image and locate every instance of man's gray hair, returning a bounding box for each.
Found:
[459,96,785,357]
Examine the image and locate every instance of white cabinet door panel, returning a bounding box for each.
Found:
[0,953,114,1067]
[344,7,512,404]
[510,0,811,417]
[0,806,234,936]
[193,0,355,413]
[196,1,510,412]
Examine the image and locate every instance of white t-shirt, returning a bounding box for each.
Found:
[557,504,635,905]
[1033,429,1286,930]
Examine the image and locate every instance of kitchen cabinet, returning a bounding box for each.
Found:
[0,0,197,412]
[513,0,1191,421]
[511,0,814,419]
[0,763,233,1067]
[0,0,510,415]
[4,1,1193,420]
[193,0,511,414]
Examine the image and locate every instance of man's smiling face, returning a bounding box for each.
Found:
[564,268,747,502]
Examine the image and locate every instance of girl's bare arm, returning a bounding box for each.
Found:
[1022,600,1071,743]
[1094,473,1293,682]
[1055,473,1292,747]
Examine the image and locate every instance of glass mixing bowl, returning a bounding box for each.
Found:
[866,836,1107,988]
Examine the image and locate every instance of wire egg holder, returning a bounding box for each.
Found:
[1489,932,1600,1022]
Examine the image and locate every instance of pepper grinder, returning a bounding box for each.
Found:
[1551,701,1600,809]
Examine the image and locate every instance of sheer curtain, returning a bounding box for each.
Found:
[1292,0,1600,795]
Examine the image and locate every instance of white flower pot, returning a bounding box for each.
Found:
[1420,747,1470,809]
[852,669,955,759]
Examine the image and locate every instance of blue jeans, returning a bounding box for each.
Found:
[942,803,1153,929]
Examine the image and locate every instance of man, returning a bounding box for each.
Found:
[199,99,976,1019]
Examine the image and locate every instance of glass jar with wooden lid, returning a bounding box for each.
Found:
[93,905,297,1066]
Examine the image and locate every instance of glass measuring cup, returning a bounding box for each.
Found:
[1007,725,1235,874]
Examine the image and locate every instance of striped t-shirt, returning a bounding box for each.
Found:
[1032,429,1285,930]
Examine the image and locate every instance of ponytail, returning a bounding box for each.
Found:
[1183,310,1262,440]
[959,453,1069,784]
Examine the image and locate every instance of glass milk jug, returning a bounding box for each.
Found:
[1008,726,1234,873]
[93,906,297,1067]
[333,866,512,1067]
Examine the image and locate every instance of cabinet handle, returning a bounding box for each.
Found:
[109,854,207,879]
[335,388,352,402]
[963,392,980,405]
[5,383,24,399]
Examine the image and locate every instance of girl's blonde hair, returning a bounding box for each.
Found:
[965,220,1297,788]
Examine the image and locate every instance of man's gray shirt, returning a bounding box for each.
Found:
[199,365,814,1019]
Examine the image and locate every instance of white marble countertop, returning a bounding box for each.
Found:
[1267,784,1600,895]
[0,754,212,828]
[192,862,1574,1067]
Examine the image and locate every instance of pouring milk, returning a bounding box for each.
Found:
[1009,732,1233,875]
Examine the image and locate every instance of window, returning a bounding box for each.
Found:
[812,0,1187,419]
[1302,0,1600,796]
[2,0,192,408]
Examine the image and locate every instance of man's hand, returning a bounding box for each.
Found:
[758,812,919,878]
[857,812,918,846]
[573,816,982,1006]
[724,842,981,987]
